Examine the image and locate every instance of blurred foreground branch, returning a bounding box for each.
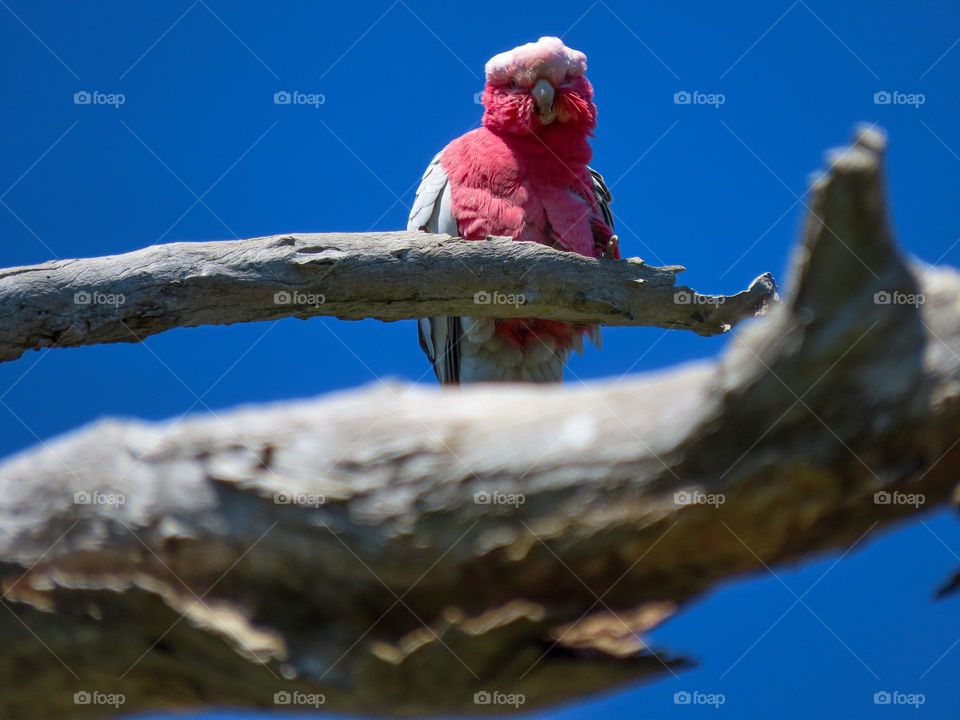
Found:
[0,126,958,718]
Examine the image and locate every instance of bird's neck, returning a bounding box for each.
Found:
[498,124,593,178]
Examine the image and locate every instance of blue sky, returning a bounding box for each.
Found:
[1,1,959,718]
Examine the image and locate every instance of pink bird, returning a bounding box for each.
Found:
[408,36,618,383]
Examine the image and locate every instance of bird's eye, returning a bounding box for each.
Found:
[508,79,520,91]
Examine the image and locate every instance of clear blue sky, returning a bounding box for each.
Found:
[2,1,959,718]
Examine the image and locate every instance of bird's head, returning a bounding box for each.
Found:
[481,37,597,135]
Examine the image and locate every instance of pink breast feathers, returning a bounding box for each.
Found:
[441,127,603,351]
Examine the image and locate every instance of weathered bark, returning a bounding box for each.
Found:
[0,125,957,719]
[0,231,776,363]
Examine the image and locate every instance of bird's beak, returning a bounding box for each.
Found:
[531,78,556,124]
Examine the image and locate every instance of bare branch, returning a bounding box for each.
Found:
[0,231,776,363]
[0,126,957,718]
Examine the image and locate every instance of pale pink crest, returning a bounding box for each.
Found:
[484,36,587,87]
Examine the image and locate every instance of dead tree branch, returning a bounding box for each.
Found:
[0,126,957,719]
[0,231,775,363]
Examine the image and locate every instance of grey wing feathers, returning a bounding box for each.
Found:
[407,151,447,233]
[409,152,462,384]
[588,166,615,231]
[417,316,461,383]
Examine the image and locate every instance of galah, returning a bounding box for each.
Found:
[408,36,618,384]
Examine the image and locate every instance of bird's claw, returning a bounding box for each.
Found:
[600,234,619,259]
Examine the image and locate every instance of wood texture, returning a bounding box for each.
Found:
[0,230,775,363]
[0,126,956,718]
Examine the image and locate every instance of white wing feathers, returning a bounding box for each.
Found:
[407,152,448,236]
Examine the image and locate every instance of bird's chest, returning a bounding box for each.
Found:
[462,166,595,255]
[444,140,596,256]
[513,179,594,254]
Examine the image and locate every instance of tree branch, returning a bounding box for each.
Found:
[1,126,957,718]
[0,231,776,363]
